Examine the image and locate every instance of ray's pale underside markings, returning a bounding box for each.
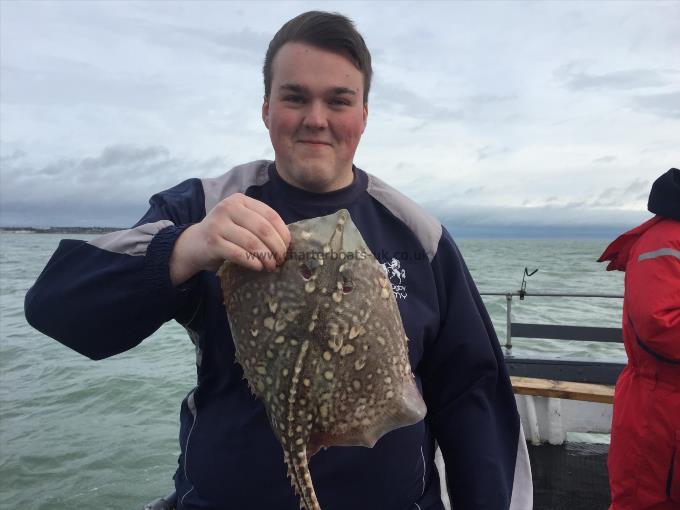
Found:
[219,209,427,510]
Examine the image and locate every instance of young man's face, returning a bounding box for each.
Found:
[263,42,368,193]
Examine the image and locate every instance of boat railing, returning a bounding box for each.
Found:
[480,290,625,395]
[480,291,625,451]
[479,290,623,349]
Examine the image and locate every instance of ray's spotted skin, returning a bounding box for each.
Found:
[218,209,427,510]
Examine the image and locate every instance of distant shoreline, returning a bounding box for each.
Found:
[0,225,624,239]
[0,227,120,235]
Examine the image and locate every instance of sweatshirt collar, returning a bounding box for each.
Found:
[267,162,367,207]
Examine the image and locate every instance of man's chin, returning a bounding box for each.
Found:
[285,162,344,192]
[296,171,335,192]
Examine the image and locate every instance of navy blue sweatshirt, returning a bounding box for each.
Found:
[25,161,532,510]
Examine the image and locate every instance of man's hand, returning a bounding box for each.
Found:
[169,193,291,286]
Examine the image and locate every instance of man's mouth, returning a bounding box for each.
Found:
[297,140,332,146]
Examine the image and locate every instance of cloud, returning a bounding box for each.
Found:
[464,186,485,196]
[427,201,649,234]
[623,178,650,195]
[466,94,515,105]
[633,91,680,119]
[1,61,177,109]
[371,80,463,123]
[1,2,677,236]
[415,171,650,232]
[131,18,270,65]
[510,177,649,210]
[172,26,270,60]
[0,147,27,162]
[584,178,650,208]
[0,144,230,227]
[478,145,510,161]
[556,65,667,91]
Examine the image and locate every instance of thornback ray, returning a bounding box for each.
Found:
[218,209,427,510]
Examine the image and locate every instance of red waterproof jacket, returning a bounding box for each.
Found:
[599,215,680,509]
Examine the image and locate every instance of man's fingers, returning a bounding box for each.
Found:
[232,198,290,264]
[241,196,290,243]
[219,222,278,271]
[202,194,290,272]
[215,237,265,272]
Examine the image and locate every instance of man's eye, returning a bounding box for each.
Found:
[284,95,305,104]
[330,98,350,106]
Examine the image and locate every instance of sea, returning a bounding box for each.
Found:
[0,233,626,509]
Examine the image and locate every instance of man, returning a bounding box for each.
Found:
[25,11,532,510]
[598,168,680,510]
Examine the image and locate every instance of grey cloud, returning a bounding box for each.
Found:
[623,178,649,195]
[507,178,650,211]
[1,62,175,108]
[0,147,27,162]
[556,64,667,91]
[478,145,510,161]
[593,155,616,164]
[371,80,463,123]
[596,187,617,200]
[466,94,515,105]
[424,201,648,233]
[564,200,587,209]
[586,178,650,207]
[53,5,269,66]
[0,144,230,227]
[633,91,680,119]
[464,186,485,196]
[415,174,649,229]
[174,26,270,57]
[79,145,170,171]
[131,19,270,65]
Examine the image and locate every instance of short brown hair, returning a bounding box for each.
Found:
[263,11,372,103]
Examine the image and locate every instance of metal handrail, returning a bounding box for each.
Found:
[479,291,623,349]
[480,292,623,298]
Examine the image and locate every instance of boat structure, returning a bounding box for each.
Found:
[441,284,622,510]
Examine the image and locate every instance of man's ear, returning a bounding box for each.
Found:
[362,102,368,133]
[262,96,270,129]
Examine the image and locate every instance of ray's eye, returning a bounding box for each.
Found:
[299,264,312,281]
[342,275,353,294]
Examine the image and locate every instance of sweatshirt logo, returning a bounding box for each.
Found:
[380,258,408,300]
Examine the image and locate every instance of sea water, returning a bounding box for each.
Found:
[0,233,625,509]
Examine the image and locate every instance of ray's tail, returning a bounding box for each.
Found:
[284,447,320,510]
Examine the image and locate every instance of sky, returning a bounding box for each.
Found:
[1,1,678,237]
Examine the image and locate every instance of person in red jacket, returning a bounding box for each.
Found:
[599,167,680,510]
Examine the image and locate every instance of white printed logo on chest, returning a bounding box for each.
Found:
[380,258,408,300]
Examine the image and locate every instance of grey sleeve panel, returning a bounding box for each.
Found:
[202,160,272,213]
[366,173,442,261]
[509,423,534,510]
[88,220,175,256]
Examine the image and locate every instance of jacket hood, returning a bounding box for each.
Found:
[648,168,680,221]
[599,168,680,271]
[597,216,663,271]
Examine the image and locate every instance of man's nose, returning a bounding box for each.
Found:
[303,101,328,130]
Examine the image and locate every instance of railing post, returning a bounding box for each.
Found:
[506,293,513,349]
